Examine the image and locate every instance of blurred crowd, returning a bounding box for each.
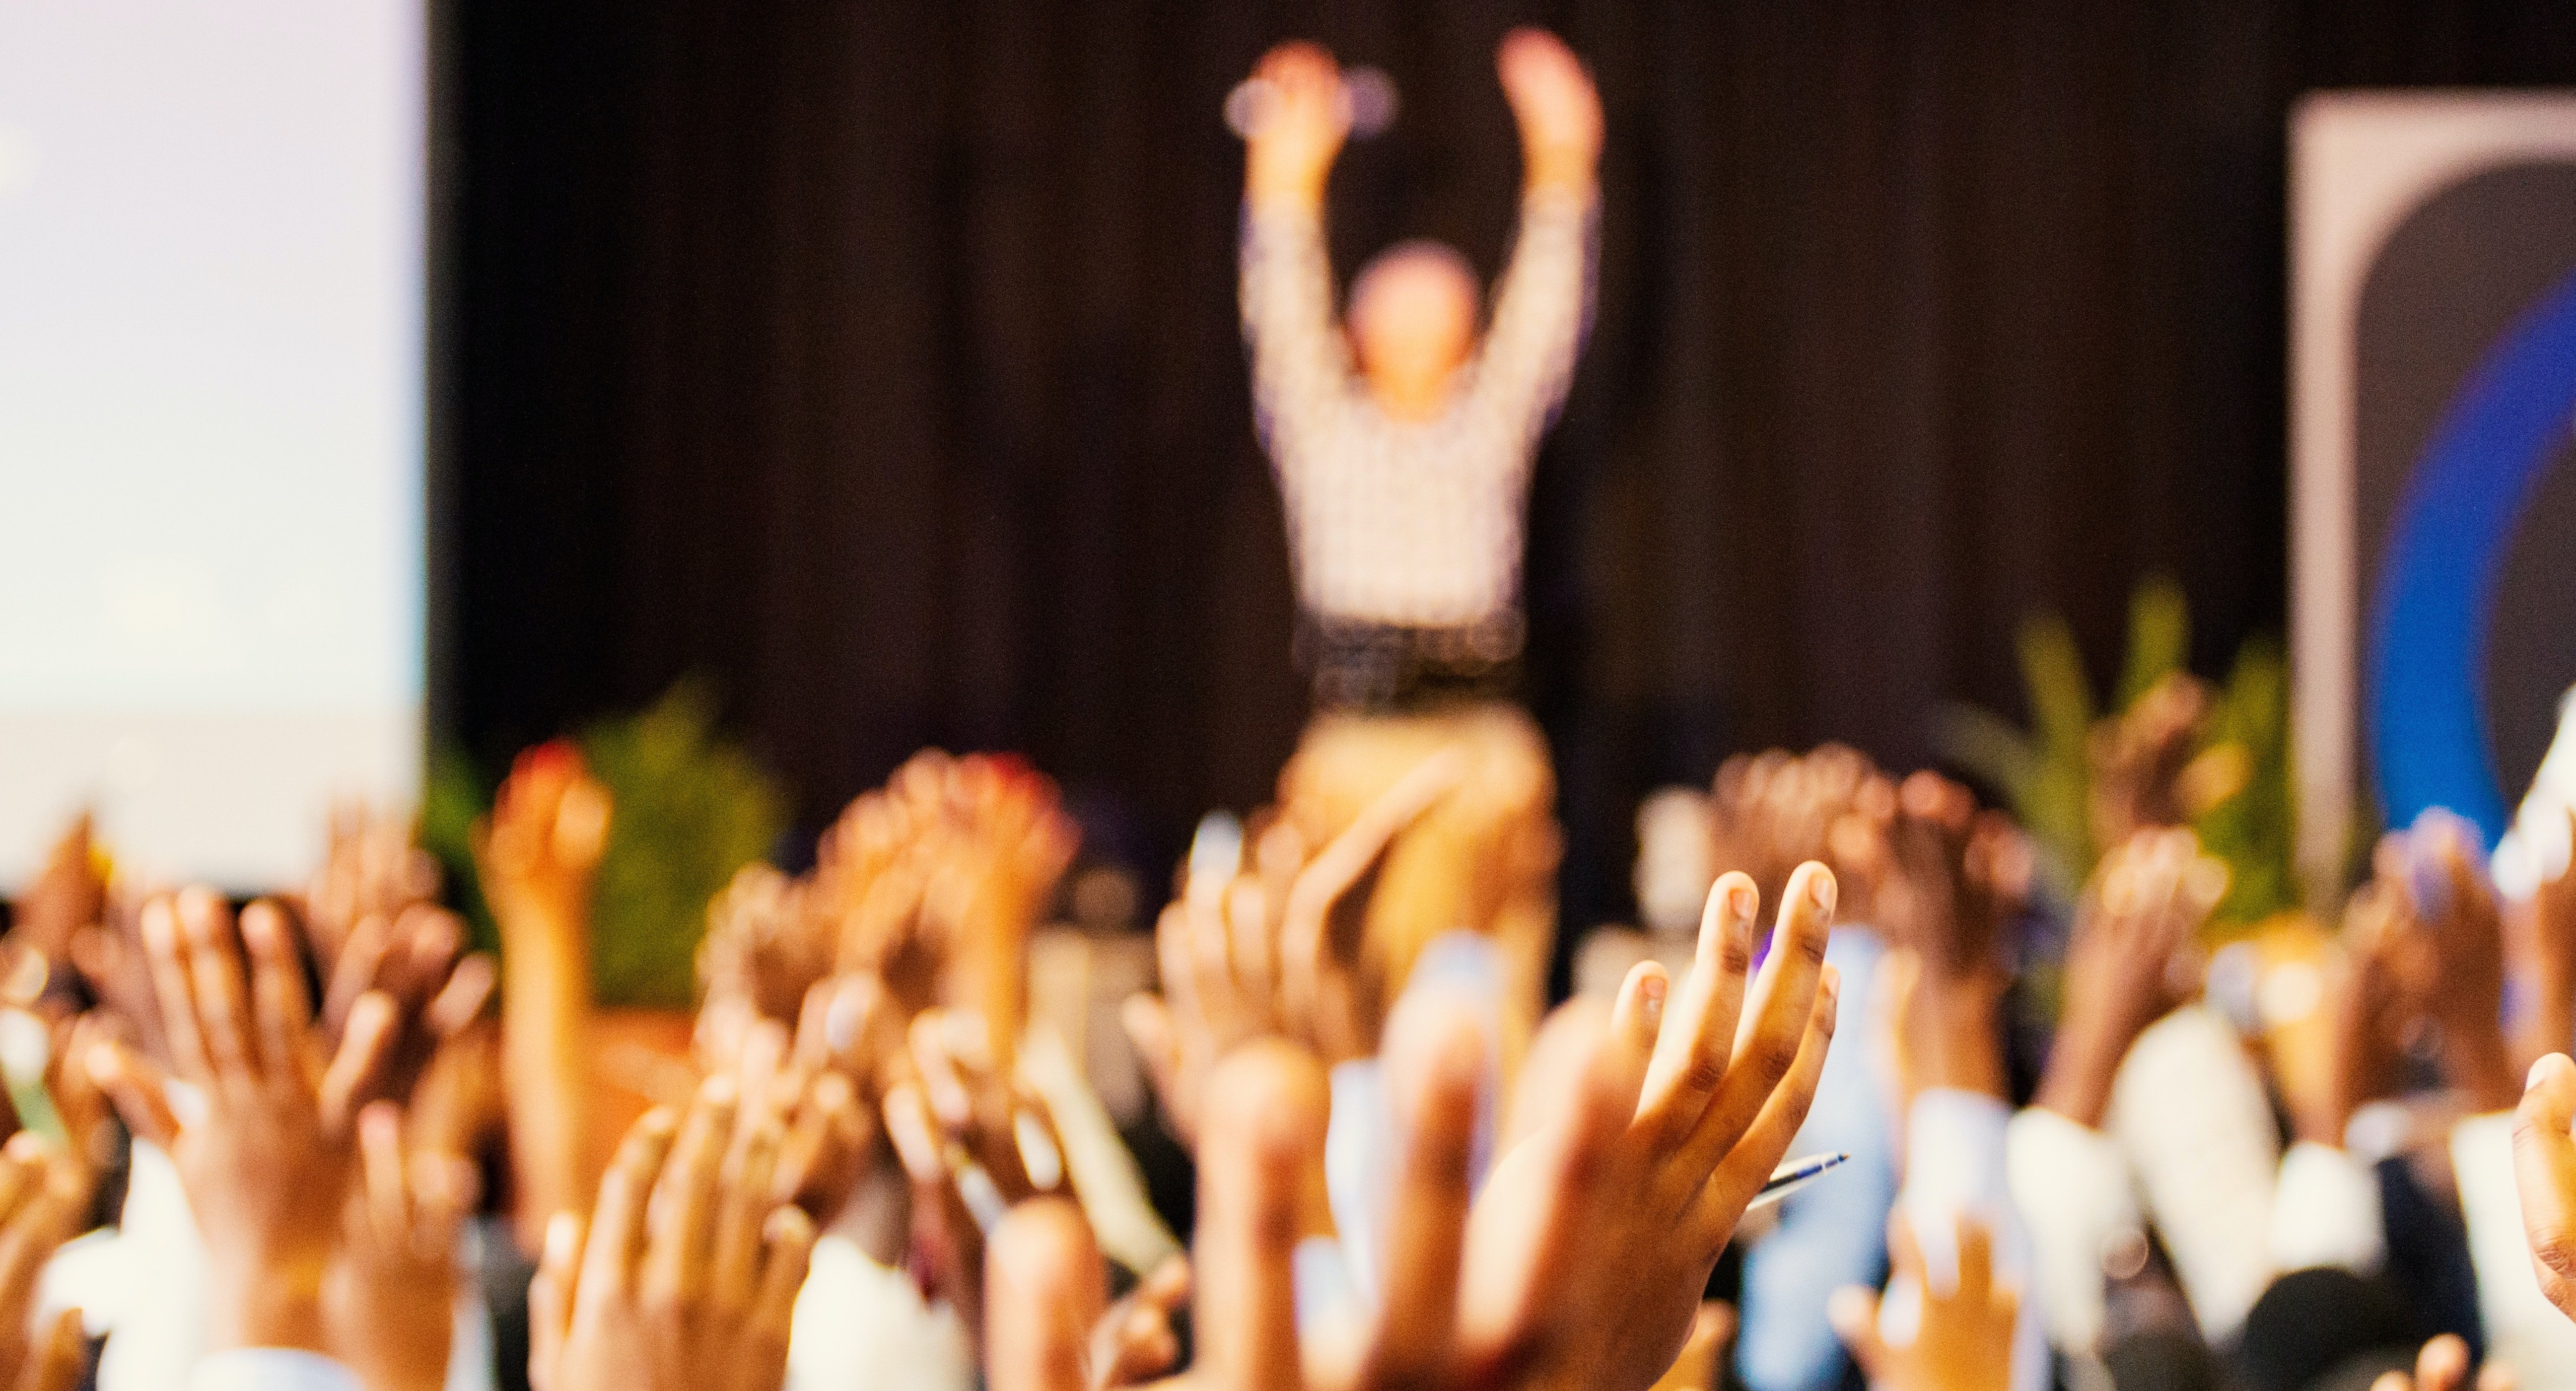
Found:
[0,677,2571,1391]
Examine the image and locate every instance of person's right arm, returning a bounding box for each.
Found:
[1239,42,1354,465]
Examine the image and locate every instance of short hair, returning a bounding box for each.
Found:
[1347,238,1480,326]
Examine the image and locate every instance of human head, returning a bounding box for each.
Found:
[1347,239,1480,415]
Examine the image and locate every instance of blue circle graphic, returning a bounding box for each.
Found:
[2368,266,2576,843]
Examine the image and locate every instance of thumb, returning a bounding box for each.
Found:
[1828,1285,1888,1383]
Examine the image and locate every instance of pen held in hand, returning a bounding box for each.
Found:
[1747,1151,1849,1212]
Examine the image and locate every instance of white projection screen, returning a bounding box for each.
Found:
[0,1,427,890]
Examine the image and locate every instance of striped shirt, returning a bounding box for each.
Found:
[1240,186,1596,634]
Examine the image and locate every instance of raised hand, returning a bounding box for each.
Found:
[1495,27,1602,193]
[325,1100,481,1391]
[2292,881,2414,1147]
[1828,1214,2018,1391]
[2516,1052,2576,1322]
[719,1012,874,1223]
[883,1007,1067,1347]
[319,902,496,1109]
[86,889,396,1352]
[2085,672,2214,856]
[477,741,611,1247]
[475,740,611,939]
[1126,758,1457,1150]
[0,1133,90,1391]
[529,1080,817,1391]
[11,814,104,1004]
[304,803,443,972]
[2385,814,2517,1112]
[2034,828,2223,1128]
[1243,41,1351,208]
[1459,862,1840,1391]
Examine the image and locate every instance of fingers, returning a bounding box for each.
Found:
[640,1078,736,1310]
[140,897,211,1084]
[1094,1254,1192,1388]
[2417,1334,2471,1391]
[240,901,313,1085]
[318,991,398,1133]
[1692,965,1840,1244]
[425,952,498,1040]
[1639,873,1759,1141]
[528,1211,583,1391]
[86,1039,179,1152]
[1368,998,1481,1391]
[1194,1041,1326,1391]
[574,1106,679,1314]
[710,1119,784,1313]
[748,1206,817,1386]
[2514,1054,2576,1315]
[359,1100,411,1254]
[986,1198,1106,1391]
[1683,863,1836,1178]
[178,889,257,1085]
[1279,752,1463,1027]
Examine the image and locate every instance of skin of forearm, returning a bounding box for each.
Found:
[1520,148,1597,197]
[1916,978,2008,1100]
[1246,146,1331,210]
[209,1251,332,1354]
[501,909,593,1250]
[2033,1015,2131,1131]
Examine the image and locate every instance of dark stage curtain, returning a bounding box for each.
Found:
[445,0,2576,947]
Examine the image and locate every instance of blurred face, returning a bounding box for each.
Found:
[1348,245,1479,419]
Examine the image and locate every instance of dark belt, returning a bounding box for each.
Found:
[1298,613,1524,714]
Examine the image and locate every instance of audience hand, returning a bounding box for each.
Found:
[529,1080,817,1391]
[1243,42,1350,208]
[2365,1333,2513,1391]
[11,815,104,1010]
[2385,815,2518,1112]
[0,1133,89,1391]
[2085,671,2213,855]
[2296,881,2414,1148]
[2514,1052,2576,1323]
[1828,1214,2017,1391]
[1496,27,1603,193]
[88,890,395,1353]
[1127,756,1457,1150]
[326,1100,480,1391]
[2034,827,2223,1129]
[304,804,443,973]
[479,741,610,1247]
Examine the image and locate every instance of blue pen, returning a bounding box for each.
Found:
[1747,1151,1849,1211]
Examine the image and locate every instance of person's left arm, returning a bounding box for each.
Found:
[1471,28,1602,441]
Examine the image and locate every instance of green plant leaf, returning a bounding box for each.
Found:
[579,680,787,1010]
[2118,575,2190,711]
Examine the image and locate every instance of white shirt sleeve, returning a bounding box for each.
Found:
[2004,1105,2140,1355]
[1239,199,1355,477]
[2452,1111,2576,1390]
[1461,186,1596,446]
[2105,1004,2280,1344]
[187,1351,362,1391]
[2268,1141,2384,1278]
